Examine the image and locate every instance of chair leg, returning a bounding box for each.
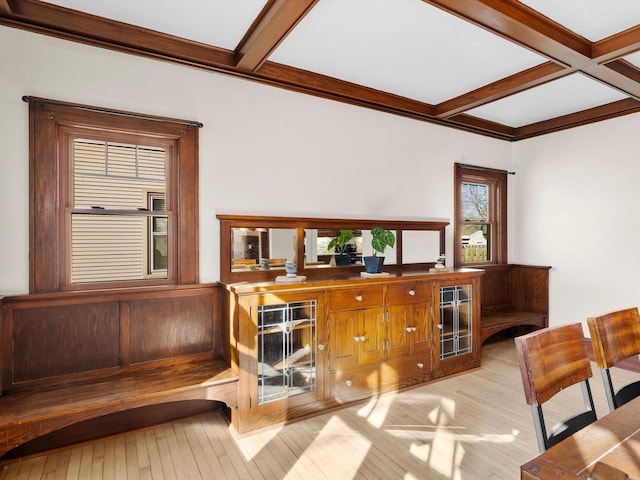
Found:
[531,404,548,453]
[600,369,617,412]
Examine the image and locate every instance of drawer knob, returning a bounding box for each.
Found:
[417,362,424,369]
[437,323,443,330]
[406,327,413,333]
[355,295,363,302]
[318,344,325,351]
[354,336,360,342]
[360,336,366,342]
[411,327,417,332]
[345,380,353,387]
[408,290,416,296]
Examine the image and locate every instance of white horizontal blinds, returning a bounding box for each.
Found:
[71,215,145,282]
[71,139,167,284]
[73,141,165,209]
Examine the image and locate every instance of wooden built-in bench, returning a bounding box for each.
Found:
[0,284,238,461]
[480,264,550,344]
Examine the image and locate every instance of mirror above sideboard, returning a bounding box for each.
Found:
[217,214,449,284]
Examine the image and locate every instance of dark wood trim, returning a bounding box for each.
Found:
[605,59,640,85]
[235,0,318,72]
[216,215,449,285]
[28,98,199,293]
[435,62,569,118]
[453,164,507,268]
[514,98,640,140]
[2,0,640,140]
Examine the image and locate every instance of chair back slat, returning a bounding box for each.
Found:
[516,323,592,405]
[588,307,640,369]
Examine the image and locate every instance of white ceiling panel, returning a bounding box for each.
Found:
[40,0,267,50]
[521,0,640,41]
[626,51,640,69]
[466,74,629,127]
[270,0,546,104]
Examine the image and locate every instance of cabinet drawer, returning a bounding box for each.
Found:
[387,282,430,304]
[331,368,377,402]
[329,286,384,310]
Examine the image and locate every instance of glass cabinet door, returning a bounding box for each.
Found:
[257,300,317,405]
[439,284,473,359]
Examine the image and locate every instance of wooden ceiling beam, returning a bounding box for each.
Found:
[424,0,591,65]
[514,98,640,140]
[605,59,640,85]
[256,62,437,117]
[435,61,569,118]
[592,26,640,63]
[235,0,318,73]
[2,0,237,70]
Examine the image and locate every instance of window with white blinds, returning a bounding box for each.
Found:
[70,139,168,284]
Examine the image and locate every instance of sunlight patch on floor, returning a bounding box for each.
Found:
[236,424,284,461]
[357,392,394,428]
[290,415,372,479]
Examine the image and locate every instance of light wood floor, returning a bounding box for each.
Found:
[2,340,637,480]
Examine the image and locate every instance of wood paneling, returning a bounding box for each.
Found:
[12,302,120,383]
[1,284,221,392]
[0,283,235,460]
[128,293,214,364]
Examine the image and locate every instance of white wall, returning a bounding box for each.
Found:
[512,113,640,333]
[0,26,511,294]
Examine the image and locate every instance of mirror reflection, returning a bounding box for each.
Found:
[231,227,296,271]
[304,229,363,268]
[402,230,441,264]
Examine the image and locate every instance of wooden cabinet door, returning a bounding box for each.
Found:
[330,307,384,372]
[358,307,384,366]
[330,309,360,372]
[386,304,411,358]
[410,302,432,354]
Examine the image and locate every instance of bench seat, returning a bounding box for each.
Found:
[481,309,547,344]
[0,355,238,459]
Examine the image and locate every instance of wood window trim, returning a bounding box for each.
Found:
[453,163,507,267]
[29,99,199,293]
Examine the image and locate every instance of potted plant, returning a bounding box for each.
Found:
[327,229,354,266]
[364,227,395,273]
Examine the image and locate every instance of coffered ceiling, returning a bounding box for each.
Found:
[2,0,639,140]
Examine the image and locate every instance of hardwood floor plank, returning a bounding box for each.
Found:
[3,340,637,479]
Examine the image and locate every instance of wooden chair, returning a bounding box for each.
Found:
[515,323,597,453]
[587,307,640,412]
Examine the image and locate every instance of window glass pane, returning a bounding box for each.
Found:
[461,224,490,263]
[73,140,165,210]
[461,182,489,222]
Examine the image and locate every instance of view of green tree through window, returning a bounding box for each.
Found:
[454,164,507,266]
[461,181,490,263]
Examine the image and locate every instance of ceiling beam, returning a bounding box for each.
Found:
[514,98,640,140]
[2,0,237,70]
[2,0,638,141]
[235,0,318,72]
[592,25,640,63]
[425,0,640,98]
[425,0,590,64]
[435,61,569,118]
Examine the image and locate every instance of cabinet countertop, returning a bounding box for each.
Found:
[224,268,484,295]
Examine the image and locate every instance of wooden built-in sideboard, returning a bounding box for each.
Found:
[226,268,483,433]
